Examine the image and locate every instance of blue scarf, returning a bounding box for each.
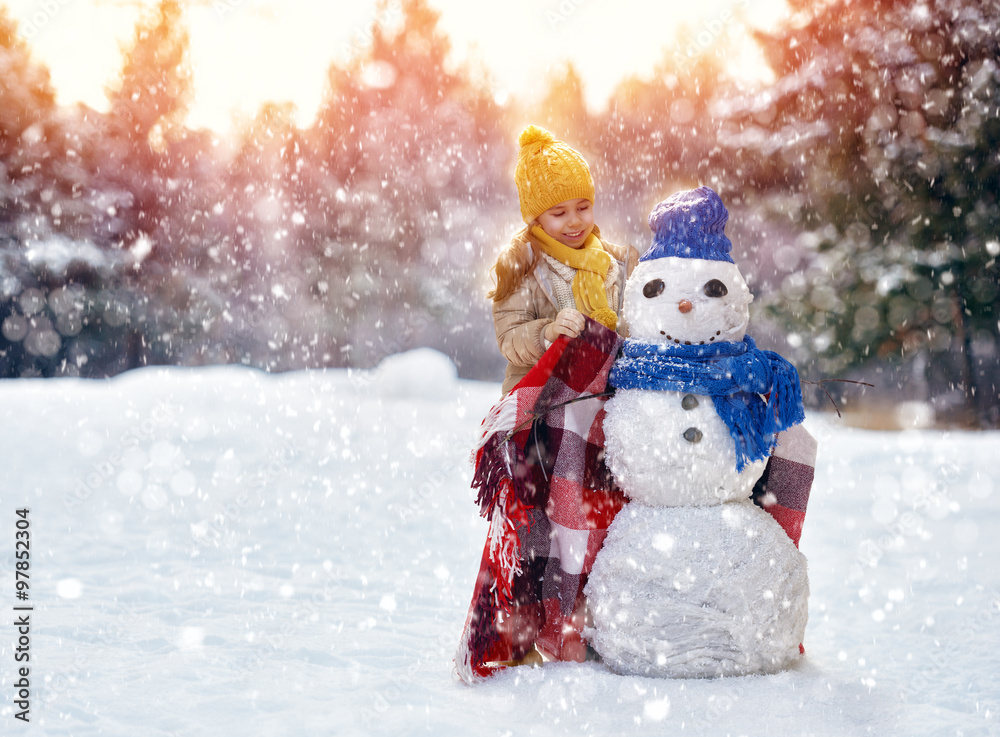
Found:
[608,335,805,471]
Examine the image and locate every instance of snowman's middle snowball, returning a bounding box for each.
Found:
[604,387,767,506]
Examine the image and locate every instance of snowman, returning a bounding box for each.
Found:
[584,187,812,678]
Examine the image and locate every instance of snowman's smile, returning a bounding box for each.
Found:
[656,304,746,345]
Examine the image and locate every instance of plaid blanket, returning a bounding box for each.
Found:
[455,318,625,683]
[454,319,816,683]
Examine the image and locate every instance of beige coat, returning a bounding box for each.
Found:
[493,235,638,395]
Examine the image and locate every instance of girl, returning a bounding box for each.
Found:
[490,125,637,395]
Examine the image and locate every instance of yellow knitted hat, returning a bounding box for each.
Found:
[514,125,595,224]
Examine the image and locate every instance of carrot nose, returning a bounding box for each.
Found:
[678,300,693,314]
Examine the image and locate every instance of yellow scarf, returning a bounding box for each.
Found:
[530,225,618,331]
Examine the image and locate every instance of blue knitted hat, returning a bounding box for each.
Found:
[641,186,734,263]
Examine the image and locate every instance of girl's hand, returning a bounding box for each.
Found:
[544,309,586,343]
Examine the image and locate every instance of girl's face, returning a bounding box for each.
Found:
[536,198,594,249]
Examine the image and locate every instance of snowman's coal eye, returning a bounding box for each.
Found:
[643,279,665,298]
[703,279,728,298]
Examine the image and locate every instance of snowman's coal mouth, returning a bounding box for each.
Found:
[657,330,723,345]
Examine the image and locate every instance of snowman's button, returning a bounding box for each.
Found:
[682,394,699,410]
[683,427,703,443]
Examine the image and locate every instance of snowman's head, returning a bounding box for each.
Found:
[623,258,752,344]
[622,187,753,345]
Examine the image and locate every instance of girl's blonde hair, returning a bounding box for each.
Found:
[488,225,539,303]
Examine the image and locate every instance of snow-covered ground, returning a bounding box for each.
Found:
[1,349,997,736]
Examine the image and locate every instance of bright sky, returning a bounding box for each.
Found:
[6,0,790,135]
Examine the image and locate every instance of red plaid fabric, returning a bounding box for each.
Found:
[751,422,817,548]
[455,318,625,683]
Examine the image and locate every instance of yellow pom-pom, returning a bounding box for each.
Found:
[518,125,555,149]
[591,308,618,332]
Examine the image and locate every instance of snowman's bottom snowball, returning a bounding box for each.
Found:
[584,501,808,678]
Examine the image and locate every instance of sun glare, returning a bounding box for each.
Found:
[6,0,789,135]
